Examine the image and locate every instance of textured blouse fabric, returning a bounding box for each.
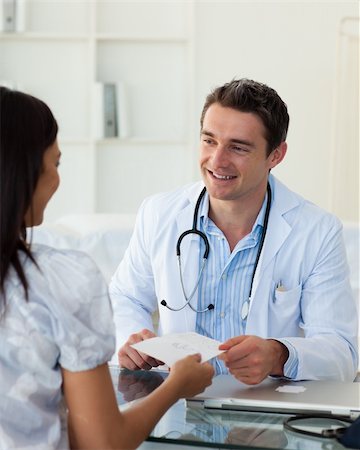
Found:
[0,244,115,450]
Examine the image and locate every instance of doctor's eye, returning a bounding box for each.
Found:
[203,138,215,145]
[231,145,249,153]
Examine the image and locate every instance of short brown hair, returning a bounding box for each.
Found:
[200,78,289,156]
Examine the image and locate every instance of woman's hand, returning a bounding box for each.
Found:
[167,354,214,398]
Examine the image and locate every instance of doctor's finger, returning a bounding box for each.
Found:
[130,346,164,368]
[220,344,251,364]
[224,356,251,371]
[127,331,150,345]
[128,347,156,370]
[227,358,268,378]
[120,346,153,370]
[219,335,249,351]
[138,351,164,368]
[118,353,143,371]
[138,328,157,340]
[230,370,265,385]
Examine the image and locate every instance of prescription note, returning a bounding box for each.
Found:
[131,332,224,367]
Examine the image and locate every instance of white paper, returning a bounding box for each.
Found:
[276,385,307,394]
[131,332,224,367]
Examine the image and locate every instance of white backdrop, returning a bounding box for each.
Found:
[4,1,357,222]
[190,1,359,222]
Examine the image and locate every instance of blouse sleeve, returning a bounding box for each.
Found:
[34,247,116,371]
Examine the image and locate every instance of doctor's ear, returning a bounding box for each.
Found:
[268,142,287,169]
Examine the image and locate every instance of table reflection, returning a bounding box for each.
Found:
[110,366,349,450]
[117,368,167,402]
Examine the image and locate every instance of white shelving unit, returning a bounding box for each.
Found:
[0,0,195,220]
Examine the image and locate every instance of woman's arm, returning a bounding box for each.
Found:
[62,354,213,450]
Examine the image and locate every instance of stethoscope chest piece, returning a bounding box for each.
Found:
[241,300,250,320]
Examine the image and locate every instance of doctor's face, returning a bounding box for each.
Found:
[199,103,285,204]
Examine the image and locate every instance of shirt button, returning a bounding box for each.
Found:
[219,312,225,318]
[222,274,226,280]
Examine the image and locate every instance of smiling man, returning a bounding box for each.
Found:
[110,79,358,384]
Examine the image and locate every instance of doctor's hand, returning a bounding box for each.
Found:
[118,329,164,370]
[218,335,289,385]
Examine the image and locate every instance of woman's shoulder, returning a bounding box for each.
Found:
[26,244,107,301]
[10,244,115,372]
[30,243,101,277]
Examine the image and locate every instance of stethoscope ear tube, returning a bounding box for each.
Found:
[176,229,210,259]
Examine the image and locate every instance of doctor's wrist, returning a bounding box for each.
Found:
[268,339,289,377]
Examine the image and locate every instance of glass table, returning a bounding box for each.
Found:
[110,365,356,450]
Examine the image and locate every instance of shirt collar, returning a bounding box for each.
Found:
[199,189,269,237]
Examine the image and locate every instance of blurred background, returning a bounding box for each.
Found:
[0,0,358,223]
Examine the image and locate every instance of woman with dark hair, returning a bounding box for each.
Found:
[0,87,214,450]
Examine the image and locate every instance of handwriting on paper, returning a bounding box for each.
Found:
[131,332,224,367]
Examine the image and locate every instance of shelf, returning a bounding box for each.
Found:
[96,138,187,146]
[0,34,188,43]
[1,1,193,217]
[94,34,188,43]
[0,32,89,41]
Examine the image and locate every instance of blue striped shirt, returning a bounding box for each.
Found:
[195,192,298,377]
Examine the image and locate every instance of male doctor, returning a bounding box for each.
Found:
[110,78,358,384]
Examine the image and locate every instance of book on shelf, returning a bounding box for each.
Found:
[104,83,117,138]
[93,82,117,139]
[1,0,27,32]
[92,81,130,140]
[1,0,15,32]
[116,81,130,139]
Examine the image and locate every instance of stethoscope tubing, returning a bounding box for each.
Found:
[176,187,209,259]
[161,183,271,313]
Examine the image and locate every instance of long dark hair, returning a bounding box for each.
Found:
[0,87,58,302]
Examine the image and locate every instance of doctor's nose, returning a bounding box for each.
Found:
[211,146,230,168]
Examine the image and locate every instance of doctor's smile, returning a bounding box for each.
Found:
[210,171,237,181]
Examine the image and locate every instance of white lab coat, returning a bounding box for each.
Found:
[110,175,358,381]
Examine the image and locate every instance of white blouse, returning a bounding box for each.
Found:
[0,244,115,449]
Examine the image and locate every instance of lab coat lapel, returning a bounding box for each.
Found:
[247,177,300,328]
[254,208,291,285]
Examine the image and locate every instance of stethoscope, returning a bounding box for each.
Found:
[161,183,272,320]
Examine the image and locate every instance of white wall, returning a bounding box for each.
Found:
[190,0,359,222]
[4,1,357,222]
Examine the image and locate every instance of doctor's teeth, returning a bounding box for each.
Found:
[213,173,234,180]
